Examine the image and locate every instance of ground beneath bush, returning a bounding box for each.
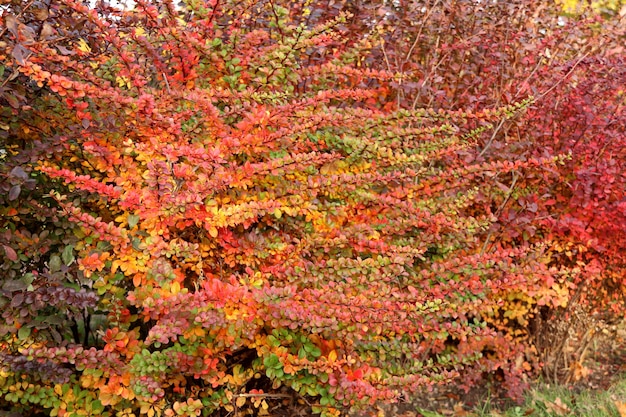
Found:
[224,325,626,416]
[371,325,626,417]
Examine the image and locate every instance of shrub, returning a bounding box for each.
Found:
[1,0,623,416]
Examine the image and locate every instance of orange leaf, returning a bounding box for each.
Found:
[570,361,590,381]
[615,401,626,417]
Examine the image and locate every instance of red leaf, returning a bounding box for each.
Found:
[2,93,20,109]
[4,245,18,261]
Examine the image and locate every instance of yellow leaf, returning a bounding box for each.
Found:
[236,396,246,408]
[171,281,180,295]
[273,208,282,219]
[77,38,91,53]
[116,76,131,89]
[209,227,218,238]
[98,391,120,406]
[328,349,338,363]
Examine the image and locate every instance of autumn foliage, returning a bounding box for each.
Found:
[1,0,625,416]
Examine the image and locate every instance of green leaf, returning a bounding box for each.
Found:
[267,335,280,347]
[303,343,321,358]
[49,254,61,272]
[298,346,307,359]
[127,214,140,228]
[310,346,321,358]
[263,354,280,369]
[91,400,104,414]
[18,326,31,340]
[62,245,75,266]
[23,273,35,286]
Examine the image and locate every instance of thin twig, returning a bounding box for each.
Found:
[480,50,590,161]
[162,72,171,94]
[478,116,507,159]
[480,171,519,255]
[535,50,591,103]
[233,393,292,399]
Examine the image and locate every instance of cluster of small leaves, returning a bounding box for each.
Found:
[0,354,73,384]
[1,280,99,339]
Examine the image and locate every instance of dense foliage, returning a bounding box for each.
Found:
[1,0,624,416]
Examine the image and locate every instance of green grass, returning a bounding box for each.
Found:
[416,375,626,417]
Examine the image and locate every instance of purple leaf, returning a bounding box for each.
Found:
[8,184,21,201]
[11,44,31,66]
[11,293,24,308]
[9,166,28,180]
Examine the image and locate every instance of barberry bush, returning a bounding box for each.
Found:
[1,0,624,416]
